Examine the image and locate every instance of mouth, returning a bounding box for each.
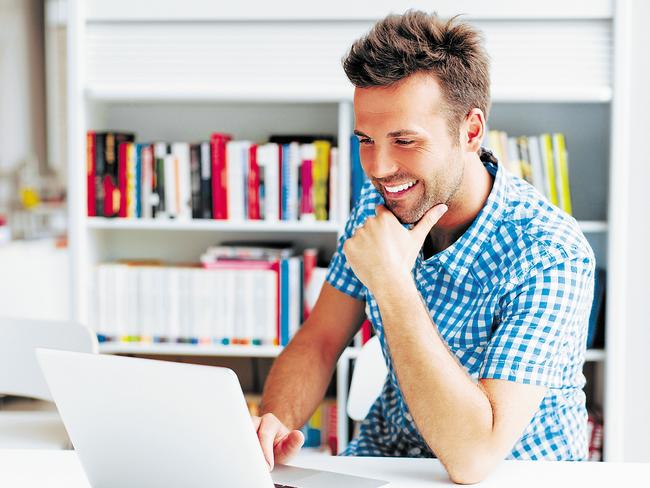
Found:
[383,180,419,199]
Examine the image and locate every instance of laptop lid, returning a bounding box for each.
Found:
[36,349,274,488]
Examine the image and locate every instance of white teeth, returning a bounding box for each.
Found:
[385,180,417,193]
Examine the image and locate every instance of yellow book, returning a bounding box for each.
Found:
[540,134,559,206]
[553,133,573,215]
[313,140,331,221]
[488,130,503,161]
[517,136,533,184]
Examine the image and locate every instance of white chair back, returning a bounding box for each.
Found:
[347,335,388,422]
[0,317,98,401]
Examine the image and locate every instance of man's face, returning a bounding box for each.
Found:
[353,73,464,225]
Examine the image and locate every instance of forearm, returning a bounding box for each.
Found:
[260,330,337,430]
[375,278,498,478]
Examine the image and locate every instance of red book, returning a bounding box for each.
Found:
[300,158,314,218]
[361,319,373,345]
[247,144,261,220]
[117,142,129,218]
[86,131,96,216]
[210,133,232,220]
[302,248,317,320]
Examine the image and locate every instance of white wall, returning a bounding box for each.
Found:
[622,0,650,462]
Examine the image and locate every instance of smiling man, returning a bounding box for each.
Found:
[256,11,595,484]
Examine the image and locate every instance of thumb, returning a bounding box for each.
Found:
[411,204,448,242]
[274,429,305,466]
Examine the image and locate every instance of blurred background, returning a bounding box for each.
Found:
[0,0,649,464]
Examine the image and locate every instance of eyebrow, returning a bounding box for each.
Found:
[353,129,420,139]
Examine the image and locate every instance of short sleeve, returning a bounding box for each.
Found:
[479,253,595,388]
[325,184,376,301]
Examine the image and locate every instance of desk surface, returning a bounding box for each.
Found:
[1,449,649,487]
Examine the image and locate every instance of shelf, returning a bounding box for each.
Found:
[85,85,354,104]
[86,218,341,233]
[99,343,605,363]
[491,87,612,104]
[86,85,612,105]
[578,221,608,233]
[585,349,606,362]
[99,342,360,358]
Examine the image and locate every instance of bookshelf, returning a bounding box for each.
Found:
[67,0,625,460]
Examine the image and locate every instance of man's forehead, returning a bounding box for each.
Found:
[353,74,445,118]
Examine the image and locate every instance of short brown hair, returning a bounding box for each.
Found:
[343,10,491,140]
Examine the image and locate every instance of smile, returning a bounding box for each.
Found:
[384,180,418,196]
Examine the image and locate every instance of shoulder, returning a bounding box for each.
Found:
[473,171,595,290]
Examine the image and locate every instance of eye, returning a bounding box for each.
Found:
[395,139,414,146]
[358,138,373,145]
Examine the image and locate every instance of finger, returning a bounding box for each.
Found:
[251,416,261,430]
[257,416,284,470]
[411,204,448,242]
[274,430,305,466]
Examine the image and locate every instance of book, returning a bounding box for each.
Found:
[257,143,280,221]
[199,142,213,219]
[210,133,232,220]
[552,133,573,214]
[86,132,96,216]
[247,144,261,220]
[540,133,559,206]
[313,140,331,221]
[171,142,192,220]
[190,143,202,219]
[350,135,366,208]
[153,142,167,218]
[300,144,315,221]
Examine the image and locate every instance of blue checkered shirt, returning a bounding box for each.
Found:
[326,153,595,460]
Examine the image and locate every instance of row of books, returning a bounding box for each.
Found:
[86,131,338,222]
[587,406,604,461]
[93,245,328,346]
[246,395,338,455]
[486,130,573,214]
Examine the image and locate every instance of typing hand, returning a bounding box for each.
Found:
[252,413,305,470]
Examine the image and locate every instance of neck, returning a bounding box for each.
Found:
[426,152,493,256]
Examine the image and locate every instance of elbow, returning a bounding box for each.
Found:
[445,456,498,485]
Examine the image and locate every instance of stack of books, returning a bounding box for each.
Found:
[86,131,338,222]
[93,244,323,346]
[486,130,573,215]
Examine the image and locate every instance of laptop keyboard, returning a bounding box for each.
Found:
[274,484,298,488]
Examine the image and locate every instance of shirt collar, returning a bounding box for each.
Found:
[417,148,507,282]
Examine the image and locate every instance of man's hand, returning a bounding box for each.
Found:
[252,413,304,470]
[343,203,448,292]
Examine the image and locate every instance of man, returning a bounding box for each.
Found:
[254,11,594,484]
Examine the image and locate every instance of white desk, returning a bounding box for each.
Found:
[0,449,648,487]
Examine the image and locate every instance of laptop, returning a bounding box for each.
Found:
[36,349,388,488]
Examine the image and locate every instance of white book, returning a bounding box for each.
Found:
[528,136,546,199]
[163,153,177,218]
[166,267,181,342]
[226,141,246,221]
[258,143,280,222]
[171,142,192,221]
[242,271,256,342]
[506,137,522,179]
[329,147,339,224]
[224,270,236,342]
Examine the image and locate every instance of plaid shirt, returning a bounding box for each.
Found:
[326,150,595,460]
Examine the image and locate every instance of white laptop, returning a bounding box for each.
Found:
[36,349,388,488]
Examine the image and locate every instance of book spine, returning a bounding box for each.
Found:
[135,144,143,218]
[190,143,202,219]
[86,131,96,217]
[127,143,136,218]
[199,141,213,219]
[280,144,289,220]
[153,143,167,218]
[329,147,338,223]
[94,133,106,217]
[117,142,128,218]
[541,133,559,206]
[313,140,331,221]
[248,144,261,220]
[302,248,317,320]
[300,145,315,221]
[141,144,153,219]
[280,258,290,346]
[210,133,230,220]
[350,135,365,208]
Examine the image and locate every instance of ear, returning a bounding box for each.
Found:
[462,108,485,153]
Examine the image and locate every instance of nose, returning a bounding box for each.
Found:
[362,145,399,180]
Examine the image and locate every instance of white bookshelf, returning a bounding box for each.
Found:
[67,0,625,461]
